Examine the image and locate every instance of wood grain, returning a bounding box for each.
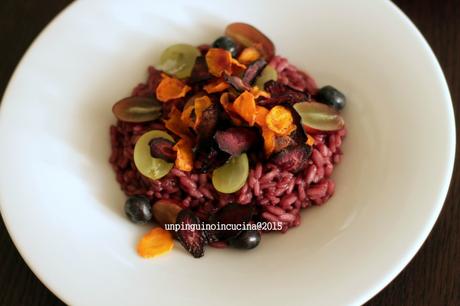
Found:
[0,1,458,305]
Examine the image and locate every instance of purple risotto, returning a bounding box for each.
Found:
[109,23,347,258]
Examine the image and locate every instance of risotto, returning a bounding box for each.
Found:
[110,22,347,258]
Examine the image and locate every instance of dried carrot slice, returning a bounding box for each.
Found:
[231,58,247,75]
[220,92,232,109]
[233,91,256,126]
[193,96,212,129]
[220,92,244,126]
[165,106,192,139]
[181,94,208,128]
[205,48,233,77]
[181,98,196,128]
[251,86,271,99]
[255,105,269,126]
[262,127,276,156]
[137,227,174,258]
[237,47,261,65]
[306,134,315,146]
[257,105,292,155]
[266,105,296,136]
[156,74,191,102]
[174,138,194,171]
[204,79,229,94]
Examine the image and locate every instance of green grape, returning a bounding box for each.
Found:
[293,102,345,132]
[255,65,278,89]
[134,130,174,180]
[157,44,200,79]
[212,153,249,194]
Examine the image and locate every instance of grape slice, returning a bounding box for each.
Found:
[157,44,200,79]
[255,65,278,89]
[293,102,345,132]
[152,199,183,227]
[134,130,174,180]
[112,96,162,123]
[225,23,275,60]
[212,153,249,194]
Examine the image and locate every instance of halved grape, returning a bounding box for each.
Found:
[293,102,345,132]
[225,23,275,60]
[134,130,174,180]
[212,153,249,194]
[112,96,162,122]
[157,44,200,79]
[152,199,183,227]
[255,65,278,89]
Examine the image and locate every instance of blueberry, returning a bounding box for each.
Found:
[315,85,346,110]
[124,196,152,224]
[212,36,238,57]
[228,230,261,249]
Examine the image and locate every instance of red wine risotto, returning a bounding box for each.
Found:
[110,22,347,258]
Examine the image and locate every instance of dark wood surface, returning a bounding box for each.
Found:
[0,1,458,305]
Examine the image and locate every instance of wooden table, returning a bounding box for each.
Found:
[0,1,458,305]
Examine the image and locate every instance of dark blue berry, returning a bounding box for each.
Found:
[212,36,238,57]
[316,85,346,110]
[228,230,261,249]
[124,196,152,224]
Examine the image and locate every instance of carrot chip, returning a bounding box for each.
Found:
[204,79,229,94]
[251,86,271,99]
[205,48,233,77]
[165,106,192,139]
[306,134,315,146]
[220,92,244,126]
[174,138,194,171]
[231,58,247,75]
[233,91,257,126]
[137,227,174,258]
[262,127,276,157]
[193,96,212,129]
[254,105,269,126]
[266,105,296,136]
[156,74,191,102]
[181,97,196,128]
[237,47,261,65]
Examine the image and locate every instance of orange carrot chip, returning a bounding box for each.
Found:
[261,127,276,157]
[193,96,212,129]
[233,91,256,126]
[156,75,191,102]
[204,79,229,94]
[181,98,196,128]
[205,48,233,77]
[165,106,192,139]
[306,134,315,146]
[173,138,194,171]
[254,105,269,126]
[231,58,247,75]
[137,228,174,258]
[266,105,296,136]
[220,92,244,126]
[237,47,261,65]
[219,92,232,109]
[251,86,271,99]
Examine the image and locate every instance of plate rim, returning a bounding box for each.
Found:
[0,0,455,305]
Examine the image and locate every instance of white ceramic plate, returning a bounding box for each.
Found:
[0,0,455,305]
